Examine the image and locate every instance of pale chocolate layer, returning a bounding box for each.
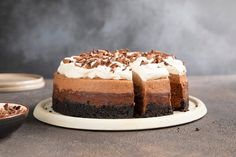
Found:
[54,73,133,93]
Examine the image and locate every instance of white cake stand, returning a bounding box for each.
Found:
[33,96,207,131]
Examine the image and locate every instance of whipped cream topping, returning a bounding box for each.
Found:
[58,56,132,80]
[57,50,187,81]
[140,51,186,75]
[132,63,169,81]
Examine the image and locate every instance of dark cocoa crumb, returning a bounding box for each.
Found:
[195,128,200,131]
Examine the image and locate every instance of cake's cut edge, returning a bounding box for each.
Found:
[169,74,189,111]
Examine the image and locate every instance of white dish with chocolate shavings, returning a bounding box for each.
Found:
[33,96,207,131]
[0,73,45,92]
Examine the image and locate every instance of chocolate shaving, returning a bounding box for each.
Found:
[146,54,154,60]
[122,65,129,71]
[3,103,8,110]
[91,61,99,68]
[164,62,169,66]
[0,103,24,119]
[140,60,148,65]
[110,63,119,72]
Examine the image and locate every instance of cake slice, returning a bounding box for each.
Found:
[131,57,173,117]
[147,50,189,111]
[53,74,134,118]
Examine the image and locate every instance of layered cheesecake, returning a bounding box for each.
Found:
[52,49,189,118]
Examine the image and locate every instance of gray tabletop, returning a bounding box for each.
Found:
[0,75,236,157]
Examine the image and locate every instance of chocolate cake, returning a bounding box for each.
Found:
[52,49,189,118]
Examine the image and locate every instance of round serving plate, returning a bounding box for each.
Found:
[0,73,45,92]
[33,96,207,131]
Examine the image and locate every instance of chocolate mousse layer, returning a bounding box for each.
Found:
[169,74,189,111]
[53,73,134,118]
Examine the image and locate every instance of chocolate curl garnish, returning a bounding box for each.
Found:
[110,63,119,73]
[122,65,129,71]
[164,62,169,66]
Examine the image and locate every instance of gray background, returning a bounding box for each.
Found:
[0,0,235,78]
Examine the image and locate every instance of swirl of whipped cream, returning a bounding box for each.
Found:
[130,56,169,81]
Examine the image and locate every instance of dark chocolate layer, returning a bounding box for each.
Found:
[174,98,189,112]
[53,87,134,106]
[53,98,134,118]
